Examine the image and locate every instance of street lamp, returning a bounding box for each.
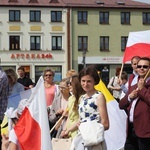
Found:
[82,49,86,68]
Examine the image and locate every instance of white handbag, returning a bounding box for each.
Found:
[79,120,104,146]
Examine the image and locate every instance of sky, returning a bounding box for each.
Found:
[132,0,150,4]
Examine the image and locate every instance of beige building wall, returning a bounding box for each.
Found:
[0,7,68,82]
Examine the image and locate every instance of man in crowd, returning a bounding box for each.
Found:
[119,57,150,150]
[17,66,34,90]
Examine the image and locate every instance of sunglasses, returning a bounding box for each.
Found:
[68,81,72,86]
[137,65,149,69]
[45,74,52,77]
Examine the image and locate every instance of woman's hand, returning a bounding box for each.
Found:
[1,134,9,150]
[60,130,69,138]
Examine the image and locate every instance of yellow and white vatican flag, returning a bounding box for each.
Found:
[95,80,127,150]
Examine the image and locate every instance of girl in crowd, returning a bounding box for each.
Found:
[5,68,24,96]
[73,65,109,149]
[60,74,85,138]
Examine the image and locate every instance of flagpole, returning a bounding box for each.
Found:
[50,108,68,133]
[119,63,124,79]
[144,69,150,81]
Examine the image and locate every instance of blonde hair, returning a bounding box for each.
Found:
[66,69,77,77]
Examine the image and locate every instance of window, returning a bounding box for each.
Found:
[35,66,62,83]
[121,12,130,24]
[52,36,62,50]
[99,12,109,24]
[78,36,88,51]
[30,11,41,22]
[100,36,109,51]
[51,11,62,22]
[121,36,128,51]
[9,36,20,50]
[30,36,41,50]
[78,11,87,23]
[9,10,20,22]
[143,12,150,24]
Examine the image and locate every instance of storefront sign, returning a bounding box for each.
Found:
[11,53,53,59]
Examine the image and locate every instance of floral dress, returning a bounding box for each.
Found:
[79,91,101,123]
[73,91,104,150]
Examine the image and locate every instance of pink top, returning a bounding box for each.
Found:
[45,84,55,107]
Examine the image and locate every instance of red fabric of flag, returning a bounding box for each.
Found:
[14,108,41,150]
[123,30,150,63]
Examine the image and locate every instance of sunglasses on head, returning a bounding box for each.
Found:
[45,74,52,77]
[137,65,149,69]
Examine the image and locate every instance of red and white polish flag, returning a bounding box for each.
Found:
[123,30,150,63]
[14,76,52,150]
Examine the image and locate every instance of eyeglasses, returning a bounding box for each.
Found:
[137,65,149,69]
[68,81,72,86]
[45,74,52,77]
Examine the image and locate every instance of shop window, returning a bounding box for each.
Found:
[121,12,130,24]
[30,10,41,22]
[52,36,62,50]
[9,10,20,22]
[100,36,109,51]
[51,11,62,22]
[30,36,41,50]
[2,66,16,71]
[121,36,128,51]
[78,36,88,51]
[143,12,150,24]
[35,66,62,83]
[9,36,20,50]
[99,12,109,24]
[78,11,87,23]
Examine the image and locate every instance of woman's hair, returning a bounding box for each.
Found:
[42,67,55,77]
[78,65,100,85]
[5,68,18,84]
[115,67,121,76]
[71,74,85,110]
[66,69,77,78]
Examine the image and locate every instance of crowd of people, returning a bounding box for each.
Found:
[0,56,150,150]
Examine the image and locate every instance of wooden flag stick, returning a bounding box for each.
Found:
[50,108,68,133]
[144,69,150,81]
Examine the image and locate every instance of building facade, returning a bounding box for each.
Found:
[65,0,150,85]
[0,0,150,84]
[0,0,70,83]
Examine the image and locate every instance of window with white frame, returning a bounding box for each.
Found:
[30,10,41,22]
[51,11,62,22]
[9,36,20,50]
[30,36,41,50]
[9,10,20,22]
[52,36,62,50]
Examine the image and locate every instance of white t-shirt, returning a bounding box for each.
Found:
[9,129,20,149]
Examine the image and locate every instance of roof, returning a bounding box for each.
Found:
[0,0,150,8]
[63,0,150,8]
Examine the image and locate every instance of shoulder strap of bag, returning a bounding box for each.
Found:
[111,77,115,86]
